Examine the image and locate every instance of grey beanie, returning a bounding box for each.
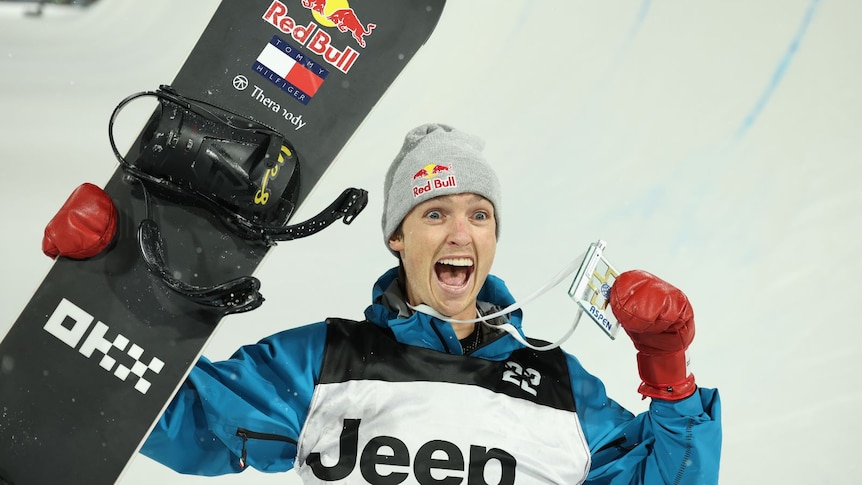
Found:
[382,123,501,255]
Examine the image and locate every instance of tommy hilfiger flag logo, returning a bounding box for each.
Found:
[253,35,329,105]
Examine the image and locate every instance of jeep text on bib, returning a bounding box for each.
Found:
[295,320,590,484]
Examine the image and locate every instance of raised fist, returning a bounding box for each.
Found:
[43,183,118,260]
[610,270,696,400]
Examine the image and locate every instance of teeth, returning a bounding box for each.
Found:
[438,258,473,267]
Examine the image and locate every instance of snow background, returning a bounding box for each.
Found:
[2,0,860,483]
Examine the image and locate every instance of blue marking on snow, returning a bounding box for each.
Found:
[736,0,821,139]
[602,0,652,82]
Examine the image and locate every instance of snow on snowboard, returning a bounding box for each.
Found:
[0,1,445,483]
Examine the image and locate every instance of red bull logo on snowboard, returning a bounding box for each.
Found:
[262,0,376,74]
[300,0,376,47]
[412,163,457,198]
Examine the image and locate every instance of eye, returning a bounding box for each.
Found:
[473,210,490,221]
[425,209,442,220]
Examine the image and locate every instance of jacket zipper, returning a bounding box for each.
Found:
[595,435,629,453]
[235,428,297,469]
[429,322,454,354]
[432,307,511,355]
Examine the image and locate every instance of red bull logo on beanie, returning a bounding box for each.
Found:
[262,0,375,75]
[412,164,450,180]
[412,163,456,198]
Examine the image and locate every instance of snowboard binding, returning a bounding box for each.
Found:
[109,85,368,243]
[109,85,369,314]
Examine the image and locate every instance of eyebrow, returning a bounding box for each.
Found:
[425,194,490,205]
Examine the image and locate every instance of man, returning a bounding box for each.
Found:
[141,123,722,483]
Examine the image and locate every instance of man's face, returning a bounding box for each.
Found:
[389,193,497,322]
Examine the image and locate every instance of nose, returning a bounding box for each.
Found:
[447,215,472,246]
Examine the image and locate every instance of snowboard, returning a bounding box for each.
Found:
[0,1,444,483]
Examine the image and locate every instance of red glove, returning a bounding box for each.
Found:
[42,183,118,259]
[609,270,696,401]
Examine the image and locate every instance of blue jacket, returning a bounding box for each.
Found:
[141,268,722,483]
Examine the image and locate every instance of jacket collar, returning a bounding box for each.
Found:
[363,267,526,358]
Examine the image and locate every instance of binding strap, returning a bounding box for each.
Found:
[134,179,263,315]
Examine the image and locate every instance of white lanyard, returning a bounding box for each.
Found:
[409,252,588,351]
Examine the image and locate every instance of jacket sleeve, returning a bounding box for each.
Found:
[139,321,328,476]
[565,354,722,484]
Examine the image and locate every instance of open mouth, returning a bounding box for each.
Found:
[435,258,474,289]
